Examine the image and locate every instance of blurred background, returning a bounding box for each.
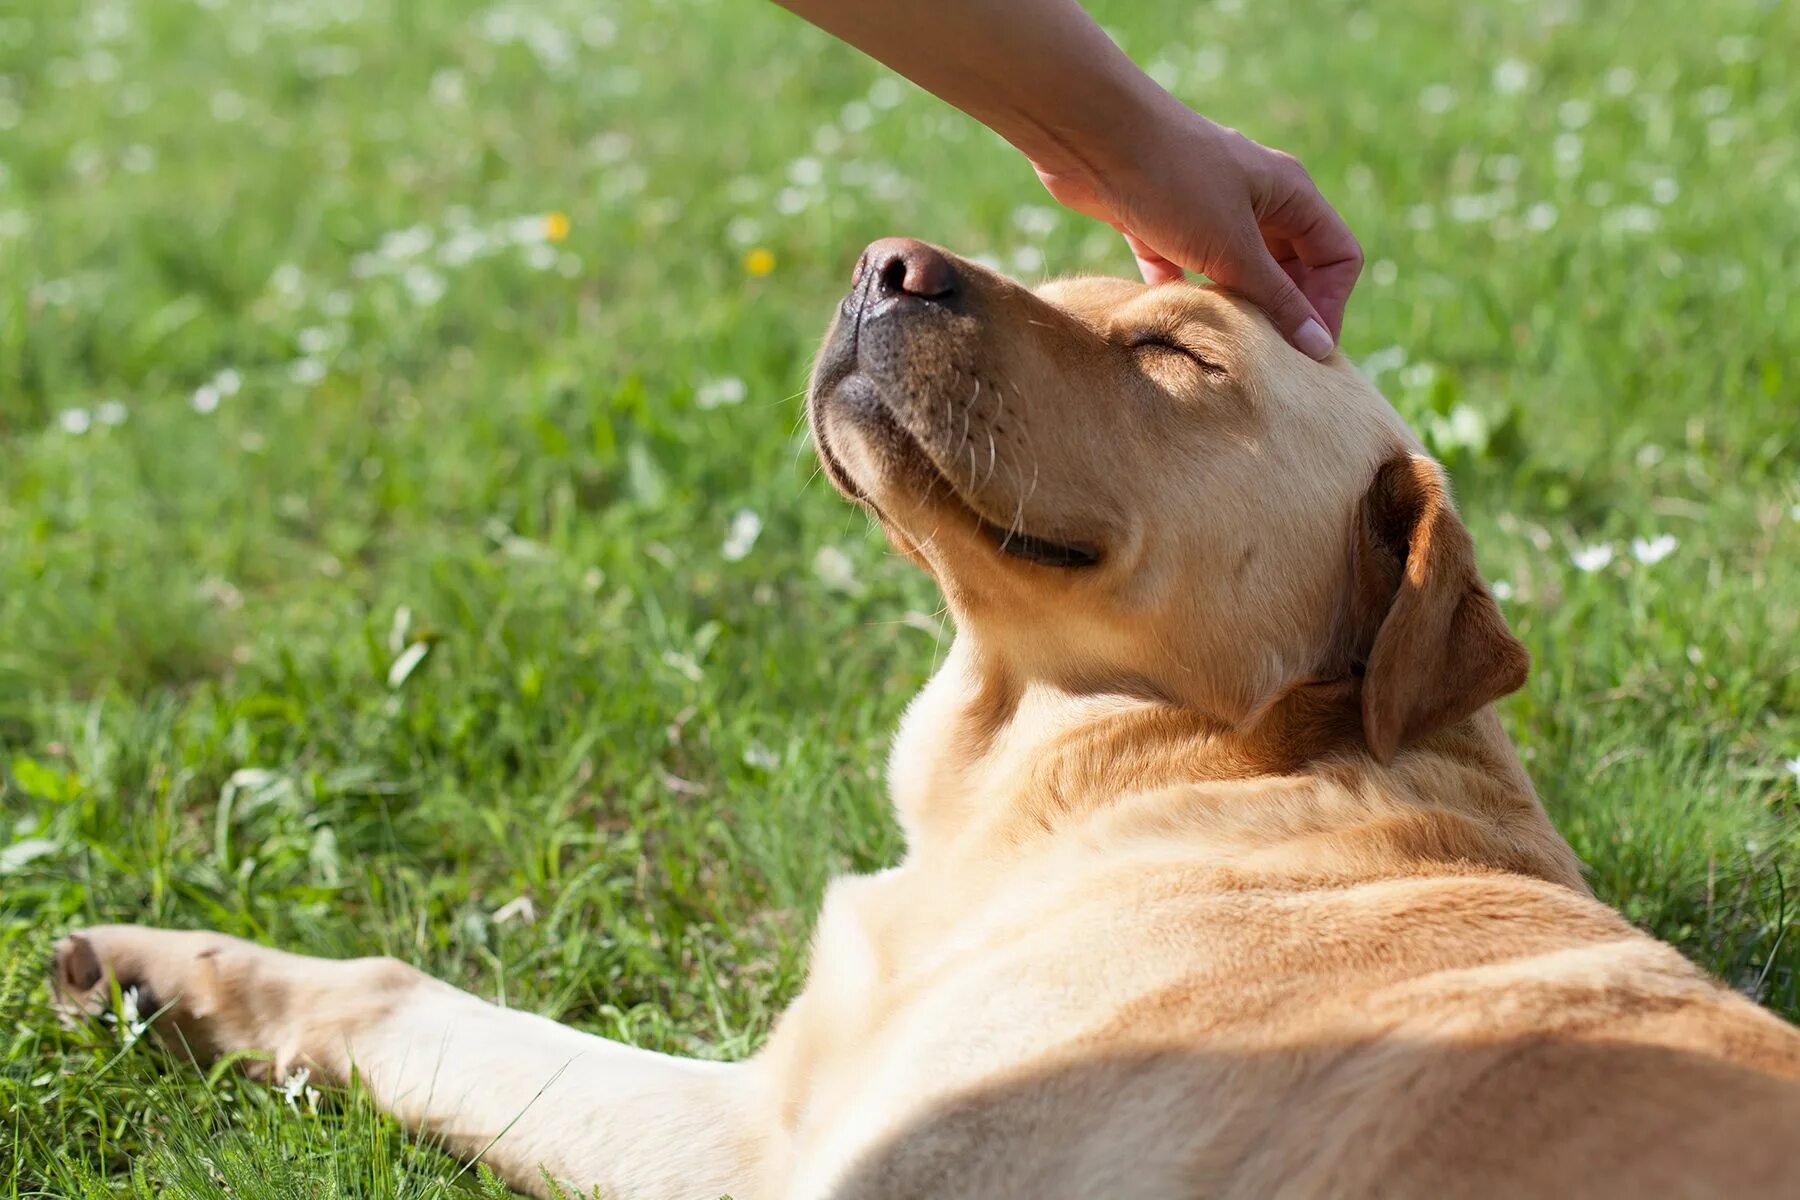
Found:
[3,0,1798,1191]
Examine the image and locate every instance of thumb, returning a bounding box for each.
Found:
[1216,247,1335,361]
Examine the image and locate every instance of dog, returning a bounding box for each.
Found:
[53,239,1800,1197]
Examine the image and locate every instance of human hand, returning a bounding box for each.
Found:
[1032,107,1361,361]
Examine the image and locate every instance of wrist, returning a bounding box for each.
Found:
[1016,73,1192,200]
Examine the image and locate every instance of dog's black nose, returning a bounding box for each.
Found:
[858,237,959,302]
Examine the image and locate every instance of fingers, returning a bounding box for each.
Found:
[1208,239,1335,361]
[1257,169,1363,341]
[1121,229,1185,285]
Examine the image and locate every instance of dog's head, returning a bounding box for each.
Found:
[808,239,1525,762]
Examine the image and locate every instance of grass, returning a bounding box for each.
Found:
[3,0,1798,1192]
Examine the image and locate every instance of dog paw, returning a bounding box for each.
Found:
[51,925,273,1067]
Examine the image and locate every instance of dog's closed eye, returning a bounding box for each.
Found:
[1126,333,1227,377]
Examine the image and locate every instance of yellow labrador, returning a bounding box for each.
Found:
[53,240,1800,1197]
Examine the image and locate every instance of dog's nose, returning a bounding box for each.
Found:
[859,237,959,302]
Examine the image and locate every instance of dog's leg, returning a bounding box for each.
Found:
[51,926,771,1199]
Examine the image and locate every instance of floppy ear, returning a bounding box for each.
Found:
[1348,453,1528,763]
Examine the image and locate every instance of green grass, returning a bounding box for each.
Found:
[3,0,1798,1192]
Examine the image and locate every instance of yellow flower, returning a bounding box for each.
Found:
[543,211,571,242]
[743,247,776,277]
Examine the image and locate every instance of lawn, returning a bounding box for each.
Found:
[3,0,1798,1193]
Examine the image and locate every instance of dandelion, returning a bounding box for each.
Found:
[1631,534,1678,564]
[721,508,762,561]
[695,376,747,410]
[726,216,762,246]
[96,400,128,426]
[743,247,776,277]
[523,243,556,271]
[1491,580,1515,601]
[543,211,570,242]
[192,384,221,413]
[290,359,326,386]
[58,408,92,434]
[1571,542,1615,573]
[404,263,447,303]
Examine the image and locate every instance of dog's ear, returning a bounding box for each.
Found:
[1348,453,1527,763]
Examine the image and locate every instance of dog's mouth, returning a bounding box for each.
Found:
[811,385,1102,571]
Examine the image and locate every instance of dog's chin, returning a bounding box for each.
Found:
[810,372,1102,571]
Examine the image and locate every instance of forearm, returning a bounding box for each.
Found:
[773,0,1179,175]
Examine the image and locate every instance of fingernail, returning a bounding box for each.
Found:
[1293,318,1334,361]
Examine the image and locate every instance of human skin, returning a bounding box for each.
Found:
[773,0,1363,359]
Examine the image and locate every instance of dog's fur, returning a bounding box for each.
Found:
[53,243,1800,1197]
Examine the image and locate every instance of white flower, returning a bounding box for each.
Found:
[721,509,762,561]
[523,243,556,271]
[1369,259,1397,286]
[1631,534,1678,565]
[1695,85,1732,116]
[1604,66,1637,95]
[1419,84,1455,114]
[1571,543,1615,572]
[1524,203,1559,233]
[786,156,823,186]
[725,216,762,247]
[213,367,242,396]
[192,384,221,413]
[1009,245,1045,274]
[279,1066,319,1111]
[1399,362,1438,390]
[58,408,92,434]
[1492,59,1532,94]
[813,545,863,594]
[96,400,128,426]
[1785,757,1800,783]
[1491,580,1515,601]
[1606,205,1659,235]
[106,985,149,1046]
[695,376,747,409]
[1011,205,1059,237]
[404,264,447,303]
[290,359,325,385]
[742,741,779,771]
[1358,345,1407,381]
[867,77,903,109]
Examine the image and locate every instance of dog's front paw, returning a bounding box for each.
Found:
[51,925,289,1071]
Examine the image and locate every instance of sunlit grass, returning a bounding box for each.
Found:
[4,0,1799,1192]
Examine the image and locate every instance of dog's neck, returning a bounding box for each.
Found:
[887,637,1587,891]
